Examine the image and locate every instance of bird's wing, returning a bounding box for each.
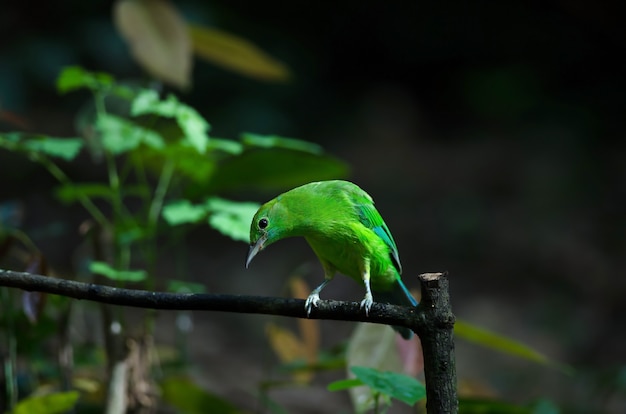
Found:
[354,202,403,275]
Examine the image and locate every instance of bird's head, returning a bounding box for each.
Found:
[246,199,289,268]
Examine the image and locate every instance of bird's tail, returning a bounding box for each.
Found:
[375,278,418,340]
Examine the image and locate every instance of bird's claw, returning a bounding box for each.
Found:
[305,293,321,317]
[360,293,374,316]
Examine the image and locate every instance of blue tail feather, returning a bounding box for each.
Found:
[374,278,418,340]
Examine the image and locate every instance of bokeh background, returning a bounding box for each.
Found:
[1,0,625,412]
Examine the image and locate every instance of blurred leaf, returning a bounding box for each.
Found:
[162,199,208,225]
[11,391,80,414]
[327,378,364,392]
[241,132,322,154]
[57,66,114,93]
[55,183,150,204]
[531,399,560,414]
[458,397,560,414]
[131,90,209,153]
[455,320,572,373]
[24,137,84,161]
[206,148,349,193]
[289,277,319,363]
[350,366,426,406]
[113,0,192,89]
[0,133,84,161]
[266,323,312,384]
[205,197,260,243]
[89,260,147,282]
[189,24,290,82]
[160,375,241,414]
[167,280,206,294]
[207,138,243,155]
[96,113,165,154]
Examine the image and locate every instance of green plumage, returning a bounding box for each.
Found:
[246,180,417,339]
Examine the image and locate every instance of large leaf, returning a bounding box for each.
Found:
[328,367,425,407]
[113,0,192,89]
[352,366,425,406]
[455,320,572,373]
[12,391,80,414]
[189,24,290,82]
[205,148,349,193]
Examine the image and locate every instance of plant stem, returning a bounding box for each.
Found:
[148,158,175,232]
[36,154,109,228]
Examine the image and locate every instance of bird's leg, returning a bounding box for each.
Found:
[305,278,332,316]
[305,261,335,316]
[360,258,374,316]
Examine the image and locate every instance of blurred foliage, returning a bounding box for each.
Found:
[0,66,347,412]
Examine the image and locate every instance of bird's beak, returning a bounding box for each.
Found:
[246,234,267,268]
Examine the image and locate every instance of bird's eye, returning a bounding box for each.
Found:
[258,218,269,229]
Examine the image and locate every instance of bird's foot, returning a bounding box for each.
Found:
[305,293,321,317]
[360,293,374,316]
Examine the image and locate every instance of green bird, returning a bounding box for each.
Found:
[246,180,418,339]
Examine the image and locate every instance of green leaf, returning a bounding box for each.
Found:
[55,183,150,204]
[56,183,115,203]
[350,366,426,406]
[1,133,84,161]
[12,391,79,414]
[327,378,364,392]
[162,199,209,225]
[205,148,349,193]
[241,132,322,154]
[455,320,572,373]
[160,375,241,414]
[207,138,243,155]
[89,261,147,282]
[205,197,260,243]
[531,398,560,414]
[131,90,209,153]
[96,113,165,155]
[57,66,114,93]
[24,137,84,161]
[167,280,206,294]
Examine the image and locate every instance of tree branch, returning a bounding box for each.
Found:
[0,268,457,413]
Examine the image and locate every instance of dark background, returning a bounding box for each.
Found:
[1,0,625,412]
